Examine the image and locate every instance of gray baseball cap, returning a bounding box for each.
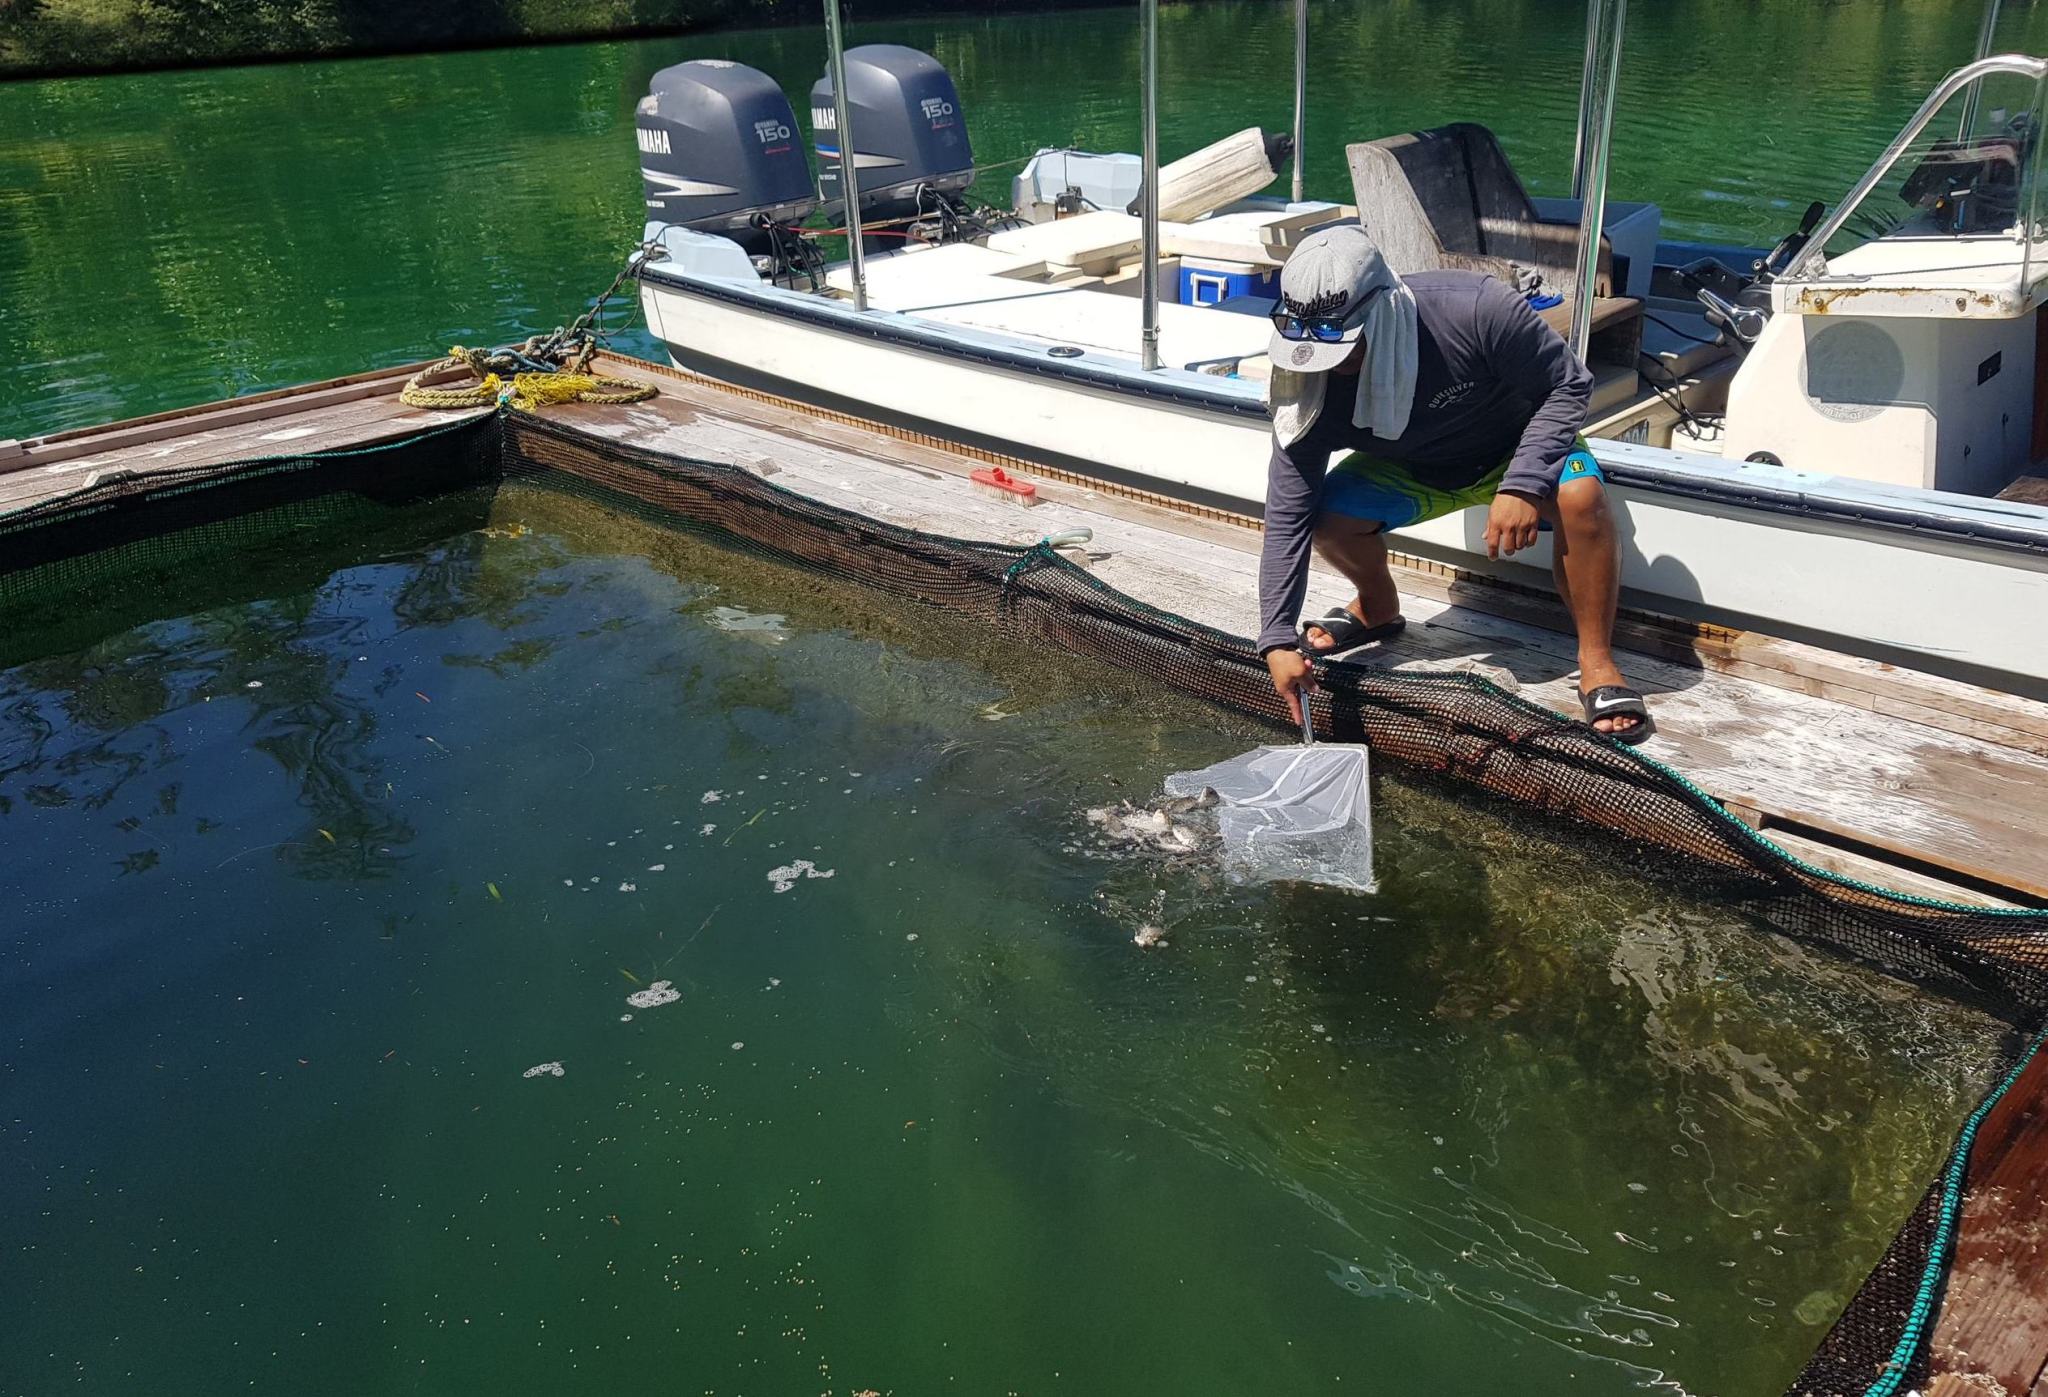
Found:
[1267,225,1392,373]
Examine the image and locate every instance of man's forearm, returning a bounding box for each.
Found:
[1258,439,1324,651]
[1257,519,1314,653]
[1499,384,1591,498]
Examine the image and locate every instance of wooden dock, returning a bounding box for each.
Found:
[0,360,485,510]
[8,351,2048,908]
[6,351,2048,1392]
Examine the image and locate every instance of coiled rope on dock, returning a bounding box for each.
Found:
[401,339,657,412]
[403,253,660,411]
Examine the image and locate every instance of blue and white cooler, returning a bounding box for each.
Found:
[1178,256,1280,308]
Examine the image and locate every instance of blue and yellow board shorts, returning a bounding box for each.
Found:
[1321,438,1603,530]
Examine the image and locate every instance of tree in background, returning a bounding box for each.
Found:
[154,0,343,62]
[3,0,1081,78]
[5,0,697,75]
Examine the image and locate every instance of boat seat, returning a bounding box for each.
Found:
[1346,122,1612,302]
[1161,210,1318,268]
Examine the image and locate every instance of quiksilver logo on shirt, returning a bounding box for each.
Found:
[1428,381,1477,410]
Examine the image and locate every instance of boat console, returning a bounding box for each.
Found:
[1899,127,2031,236]
[1720,59,2048,494]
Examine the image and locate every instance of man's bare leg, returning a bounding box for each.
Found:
[1536,477,1638,737]
[1302,514,1403,652]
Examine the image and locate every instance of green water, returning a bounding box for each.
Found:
[6,0,2048,437]
[0,479,2011,1395]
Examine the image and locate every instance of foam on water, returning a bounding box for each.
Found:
[706,605,789,642]
[767,859,834,894]
[625,980,680,1010]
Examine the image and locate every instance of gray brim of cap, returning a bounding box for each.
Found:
[1267,321,1364,373]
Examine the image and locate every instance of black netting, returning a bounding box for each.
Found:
[1787,1179,1944,1397]
[495,411,2048,1019]
[0,417,502,661]
[3,404,2042,1396]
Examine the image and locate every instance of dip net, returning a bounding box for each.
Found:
[1162,743,1376,893]
[4,405,2047,1397]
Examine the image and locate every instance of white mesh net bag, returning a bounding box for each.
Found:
[1163,742,1375,893]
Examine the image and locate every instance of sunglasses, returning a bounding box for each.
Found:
[1270,285,1386,342]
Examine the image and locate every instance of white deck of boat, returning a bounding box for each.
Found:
[825,237,1273,367]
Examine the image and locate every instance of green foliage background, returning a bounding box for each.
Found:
[0,0,1106,76]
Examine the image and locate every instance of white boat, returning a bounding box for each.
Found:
[630,3,2048,692]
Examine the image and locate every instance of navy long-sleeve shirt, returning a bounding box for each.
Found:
[1256,270,1593,654]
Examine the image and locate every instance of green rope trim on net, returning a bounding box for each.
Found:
[999,540,1062,593]
[1860,1026,2048,1397]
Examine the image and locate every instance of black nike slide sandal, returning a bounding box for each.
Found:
[1297,609,1406,657]
[1579,685,1655,745]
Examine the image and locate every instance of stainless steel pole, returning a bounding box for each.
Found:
[1568,0,1603,200]
[1567,0,1625,359]
[1959,0,2003,138]
[1140,0,1162,370]
[1291,0,1307,203]
[824,0,867,312]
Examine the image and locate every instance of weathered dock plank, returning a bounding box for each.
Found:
[1,362,484,515]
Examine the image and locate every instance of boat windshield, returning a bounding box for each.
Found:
[1788,56,2048,293]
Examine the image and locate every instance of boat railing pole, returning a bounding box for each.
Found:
[1568,0,1602,199]
[1959,0,2003,138]
[1291,0,1307,204]
[1140,0,1162,370]
[1567,0,1625,359]
[824,0,868,312]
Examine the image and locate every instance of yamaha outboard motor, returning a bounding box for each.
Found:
[810,45,974,229]
[637,59,817,256]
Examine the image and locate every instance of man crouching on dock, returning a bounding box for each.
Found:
[1257,225,1651,743]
